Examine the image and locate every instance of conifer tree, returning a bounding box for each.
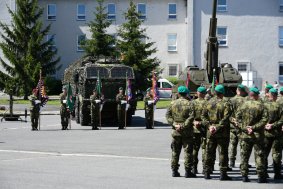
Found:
[118,0,160,88]
[0,0,60,99]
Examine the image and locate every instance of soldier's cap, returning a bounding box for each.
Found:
[265,84,273,90]
[146,88,151,92]
[249,87,260,95]
[178,86,189,94]
[269,88,278,95]
[280,87,283,92]
[197,86,206,94]
[237,84,245,91]
[215,84,225,94]
[119,87,123,90]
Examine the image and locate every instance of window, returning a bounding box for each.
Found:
[279,26,283,47]
[168,4,177,19]
[217,27,227,46]
[279,63,283,84]
[280,0,283,11]
[238,63,248,72]
[162,82,173,88]
[77,35,86,52]
[217,0,227,12]
[107,4,116,20]
[47,4,56,20]
[47,35,56,51]
[77,4,86,20]
[168,65,178,77]
[109,34,117,47]
[137,3,146,20]
[167,34,177,52]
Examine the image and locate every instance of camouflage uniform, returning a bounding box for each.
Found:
[229,95,245,166]
[116,93,126,129]
[29,94,40,130]
[236,99,268,179]
[166,96,195,175]
[60,92,69,130]
[201,96,232,177]
[264,99,283,177]
[90,94,100,130]
[277,95,283,163]
[192,98,207,174]
[144,93,154,129]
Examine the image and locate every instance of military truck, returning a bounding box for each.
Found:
[63,57,137,126]
[173,0,242,98]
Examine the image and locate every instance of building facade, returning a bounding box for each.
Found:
[0,0,283,90]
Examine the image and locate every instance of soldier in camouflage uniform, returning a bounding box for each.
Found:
[264,88,283,179]
[60,86,69,130]
[192,86,207,175]
[90,89,101,130]
[29,89,40,131]
[263,84,273,101]
[229,84,247,168]
[277,87,283,165]
[201,85,232,180]
[205,87,214,101]
[166,86,196,178]
[144,88,154,129]
[116,87,127,129]
[236,87,268,183]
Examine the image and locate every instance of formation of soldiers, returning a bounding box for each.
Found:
[166,84,283,183]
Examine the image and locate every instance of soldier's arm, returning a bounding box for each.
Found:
[235,106,244,130]
[252,106,268,131]
[201,106,209,128]
[184,103,195,128]
[166,102,174,126]
[272,107,283,129]
[217,101,232,130]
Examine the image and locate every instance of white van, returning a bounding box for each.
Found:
[157,78,174,98]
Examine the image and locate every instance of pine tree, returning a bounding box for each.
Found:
[118,1,160,89]
[83,0,116,59]
[0,0,60,99]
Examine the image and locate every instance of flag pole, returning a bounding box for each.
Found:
[39,69,42,131]
[152,71,155,129]
[125,72,128,129]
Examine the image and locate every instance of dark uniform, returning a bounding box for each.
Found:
[166,86,195,178]
[116,87,126,129]
[144,89,154,129]
[29,91,40,131]
[90,91,101,130]
[236,87,268,183]
[60,90,69,130]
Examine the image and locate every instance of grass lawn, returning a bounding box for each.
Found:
[136,99,171,110]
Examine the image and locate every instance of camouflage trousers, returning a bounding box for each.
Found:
[171,134,193,171]
[240,138,266,177]
[205,137,229,173]
[60,107,70,129]
[30,110,39,129]
[117,108,126,128]
[264,137,282,174]
[229,131,239,161]
[193,133,206,170]
[145,108,153,128]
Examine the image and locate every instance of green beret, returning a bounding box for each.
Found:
[146,88,151,92]
[197,86,206,94]
[249,87,260,95]
[269,88,278,95]
[237,84,245,91]
[119,87,123,90]
[280,87,283,92]
[178,86,189,94]
[215,85,225,94]
[265,84,273,90]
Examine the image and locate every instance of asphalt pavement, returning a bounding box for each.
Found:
[0,109,282,189]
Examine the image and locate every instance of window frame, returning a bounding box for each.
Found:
[47,4,56,20]
[168,64,178,77]
[168,3,177,19]
[279,62,283,84]
[137,3,146,20]
[77,4,86,21]
[107,3,116,20]
[217,0,227,12]
[217,26,228,47]
[167,34,177,52]
[77,35,86,52]
[47,34,56,51]
[279,26,283,47]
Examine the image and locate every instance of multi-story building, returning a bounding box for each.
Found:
[0,0,282,90]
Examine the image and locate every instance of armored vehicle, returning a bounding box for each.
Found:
[173,0,242,98]
[63,57,137,126]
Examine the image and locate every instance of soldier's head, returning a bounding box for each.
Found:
[265,84,273,95]
[197,86,206,98]
[236,84,246,97]
[177,86,189,98]
[268,88,278,101]
[119,87,123,94]
[62,86,67,94]
[280,87,283,96]
[249,87,260,100]
[215,85,225,98]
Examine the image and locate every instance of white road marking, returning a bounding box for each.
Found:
[1,124,61,130]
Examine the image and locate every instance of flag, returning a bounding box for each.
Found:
[185,69,190,89]
[66,83,74,112]
[95,71,102,97]
[36,79,48,107]
[152,71,159,103]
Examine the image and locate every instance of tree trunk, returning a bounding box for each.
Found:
[9,93,13,116]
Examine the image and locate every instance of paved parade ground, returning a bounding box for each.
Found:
[0,109,282,189]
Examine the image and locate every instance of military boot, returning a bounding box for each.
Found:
[242,176,250,182]
[185,170,196,178]
[257,177,267,183]
[172,170,180,177]
[220,172,232,181]
[229,159,235,168]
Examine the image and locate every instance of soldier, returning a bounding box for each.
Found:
[263,84,273,101]
[90,89,101,130]
[236,87,268,183]
[201,84,232,180]
[264,88,283,179]
[116,87,126,129]
[60,86,69,130]
[277,87,283,167]
[144,88,154,129]
[229,84,247,168]
[29,89,40,131]
[166,86,195,178]
[205,87,213,101]
[192,86,207,175]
